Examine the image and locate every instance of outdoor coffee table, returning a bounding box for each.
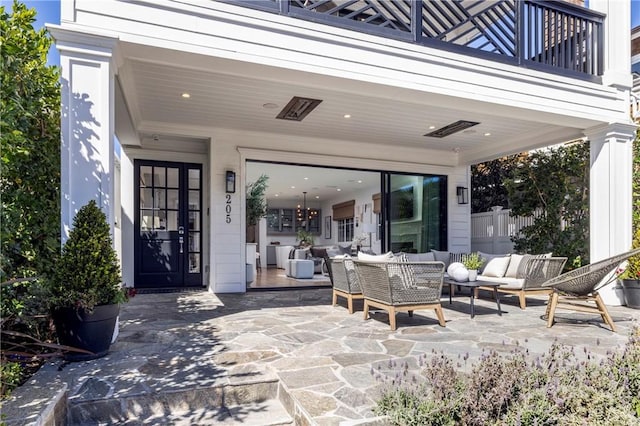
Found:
[444,279,502,319]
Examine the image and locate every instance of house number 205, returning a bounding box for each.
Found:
[225,194,232,223]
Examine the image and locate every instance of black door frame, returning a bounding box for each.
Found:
[381,171,448,253]
[133,160,202,288]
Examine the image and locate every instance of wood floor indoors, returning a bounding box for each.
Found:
[249,266,332,289]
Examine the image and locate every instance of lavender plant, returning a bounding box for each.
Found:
[375,327,640,425]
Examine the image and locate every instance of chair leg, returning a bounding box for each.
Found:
[518,291,527,310]
[595,293,616,332]
[332,290,338,307]
[347,295,354,314]
[363,300,370,320]
[434,305,446,327]
[388,306,397,331]
[408,310,413,317]
[546,292,559,328]
[543,294,552,319]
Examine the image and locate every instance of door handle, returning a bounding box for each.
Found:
[179,236,184,254]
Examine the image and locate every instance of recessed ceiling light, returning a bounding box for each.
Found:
[344,114,351,119]
[275,194,279,197]
[290,186,296,189]
[181,93,191,98]
[315,195,320,199]
[337,188,342,192]
[429,125,436,130]
[484,132,492,136]
[304,177,309,180]
[357,180,362,184]
[262,103,279,109]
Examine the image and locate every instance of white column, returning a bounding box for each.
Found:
[49,28,118,241]
[589,0,632,88]
[584,123,637,304]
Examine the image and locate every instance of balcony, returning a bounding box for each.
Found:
[224,0,604,81]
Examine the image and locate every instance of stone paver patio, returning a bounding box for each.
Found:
[4,287,640,425]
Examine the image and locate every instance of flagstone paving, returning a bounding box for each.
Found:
[4,287,640,425]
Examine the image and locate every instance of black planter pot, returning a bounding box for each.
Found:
[621,279,640,309]
[53,304,120,361]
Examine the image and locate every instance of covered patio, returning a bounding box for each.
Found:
[7,289,640,425]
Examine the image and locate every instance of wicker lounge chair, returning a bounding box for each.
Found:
[542,249,640,332]
[326,257,363,314]
[352,260,446,330]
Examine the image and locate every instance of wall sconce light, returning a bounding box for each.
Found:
[225,171,236,193]
[456,186,469,205]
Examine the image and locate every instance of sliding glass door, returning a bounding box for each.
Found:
[382,173,447,253]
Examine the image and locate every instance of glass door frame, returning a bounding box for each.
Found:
[381,172,448,253]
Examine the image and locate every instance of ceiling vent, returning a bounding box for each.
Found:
[424,120,480,138]
[276,96,323,121]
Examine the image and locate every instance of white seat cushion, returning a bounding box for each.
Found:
[477,275,525,289]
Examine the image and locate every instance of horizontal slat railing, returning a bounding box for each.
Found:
[221,0,604,80]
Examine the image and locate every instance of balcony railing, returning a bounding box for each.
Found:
[224,0,604,81]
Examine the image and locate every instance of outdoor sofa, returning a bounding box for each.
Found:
[430,250,567,309]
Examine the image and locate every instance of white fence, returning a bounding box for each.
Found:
[470,207,542,254]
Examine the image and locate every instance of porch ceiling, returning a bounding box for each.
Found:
[117,45,589,165]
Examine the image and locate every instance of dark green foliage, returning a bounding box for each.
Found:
[246,174,269,226]
[49,200,125,311]
[0,278,55,399]
[633,128,640,233]
[0,361,22,399]
[0,1,61,280]
[621,228,640,280]
[505,143,589,266]
[470,155,523,213]
[375,327,640,425]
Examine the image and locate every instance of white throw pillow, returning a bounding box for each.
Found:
[477,251,510,273]
[505,254,524,278]
[482,256,511,278]
[358,251,394,262]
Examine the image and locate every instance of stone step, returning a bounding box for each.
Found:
[68,380,291,425]
[137,400,293,425]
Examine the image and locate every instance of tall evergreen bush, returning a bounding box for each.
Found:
[49,200,125,311]
[0,1,60,280]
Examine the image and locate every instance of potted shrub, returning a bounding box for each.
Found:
[48,200,128,361]
[620,228,640,309]
[462,253,484,281]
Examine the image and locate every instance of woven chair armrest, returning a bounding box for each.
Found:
[521,257,567,289]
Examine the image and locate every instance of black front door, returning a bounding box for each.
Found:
[134,160,202,288]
